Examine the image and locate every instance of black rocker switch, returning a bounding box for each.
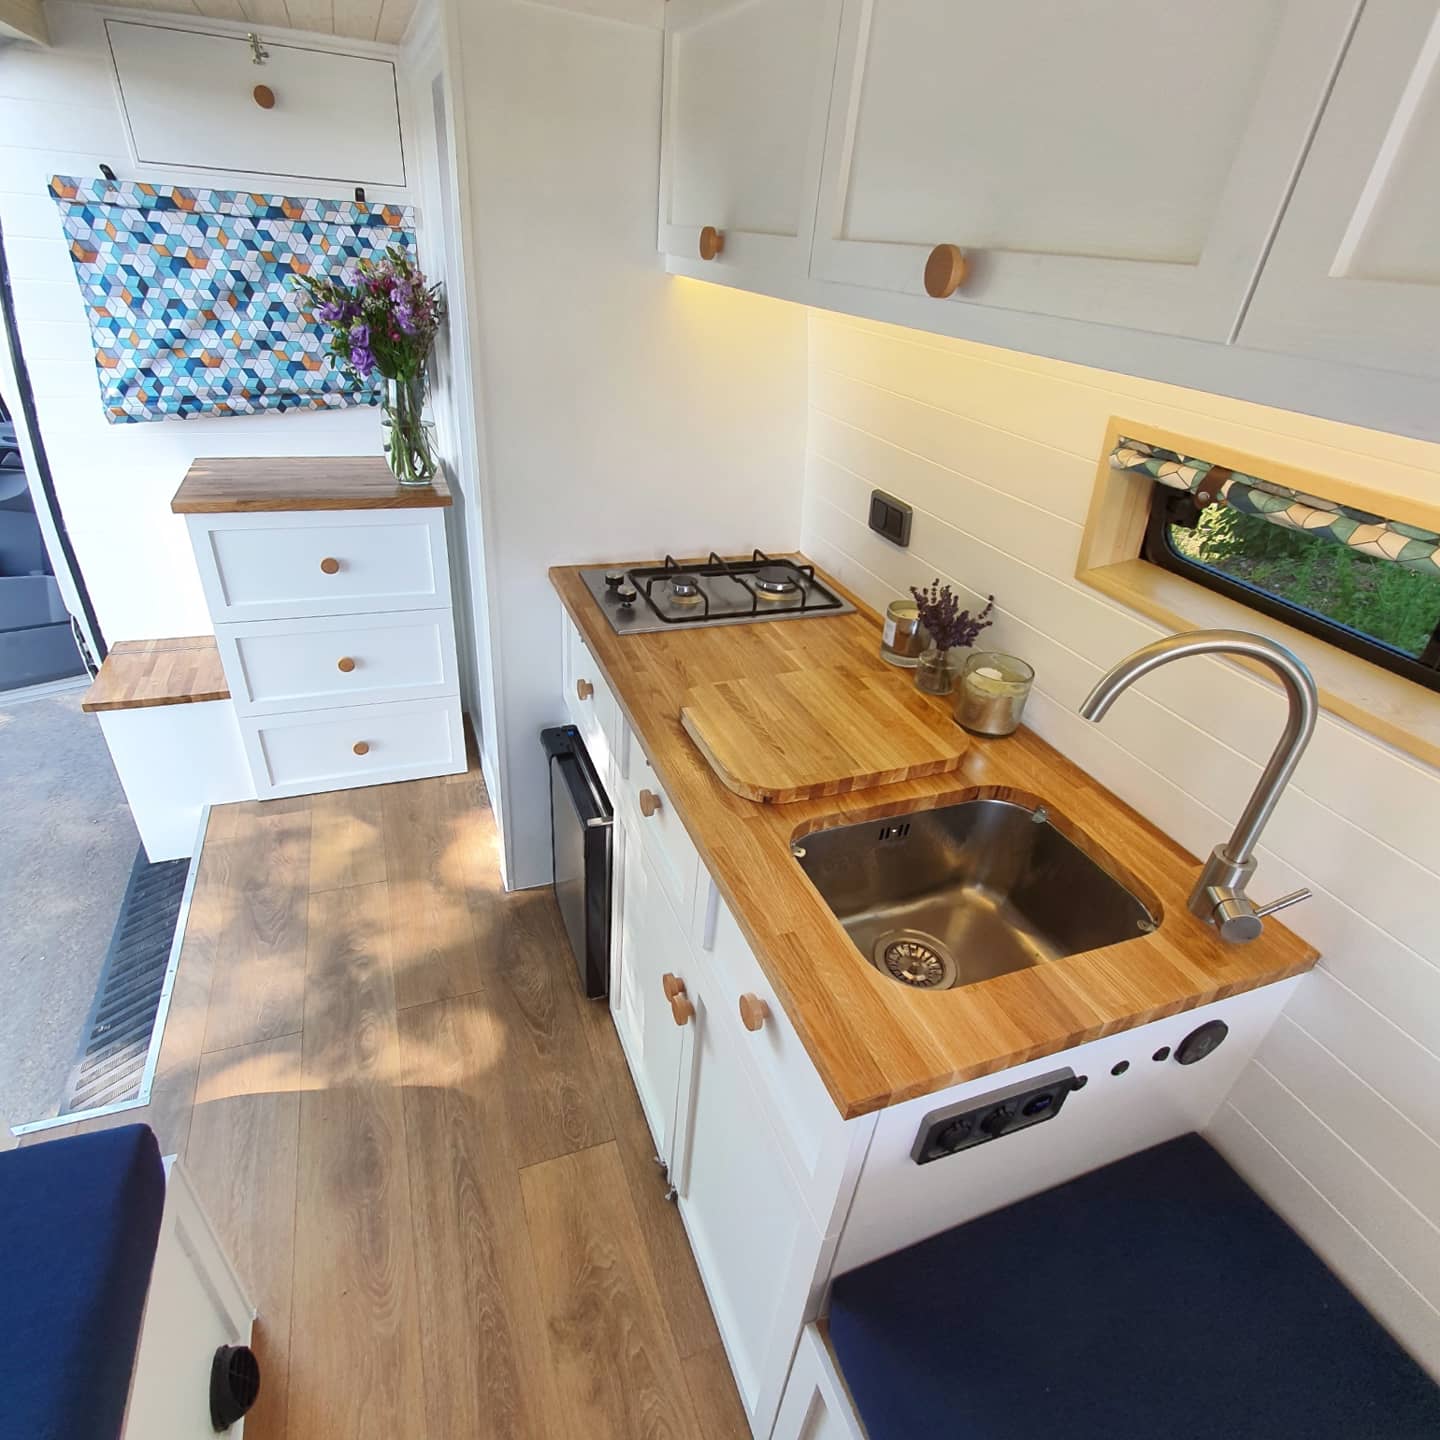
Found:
[869,489,913,547]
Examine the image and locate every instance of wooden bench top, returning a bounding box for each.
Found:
[171,456,452,513]
[82,637,230,713]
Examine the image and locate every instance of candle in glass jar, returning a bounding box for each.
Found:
[880,599,926,667]
[956,652,1034,736]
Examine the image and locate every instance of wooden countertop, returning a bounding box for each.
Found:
[552,561,1319,1120]
[83,636,230,712]
[171,456,452,513]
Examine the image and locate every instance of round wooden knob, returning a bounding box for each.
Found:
[576,678,594,701]
[662,973,685,1001]
[739,994,770,1032]
[924,243,969,298]
[639,788,661,818]
[670,992,695,1026]
[253,84,276,110]
[320,557,341,575]
[337,656,356,673]
[698,225,725,261]
[352,741,369,756]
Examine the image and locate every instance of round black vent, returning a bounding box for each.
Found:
[210,1343,261,1432]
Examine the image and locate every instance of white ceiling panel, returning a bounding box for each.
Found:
[91,0,419,44]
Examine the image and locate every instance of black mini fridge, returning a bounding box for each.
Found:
[541,726,613,999]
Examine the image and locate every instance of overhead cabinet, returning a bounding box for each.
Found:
[659,0,1440,435]
[1240,0,1440,378]
[812,0,1362,337]
[107,20,406,186]
[659,0,843,280]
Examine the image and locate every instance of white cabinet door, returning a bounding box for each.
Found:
[660,0,843,280]
[811,0,1361,337]
[107,19,406,186]
[1241,0,1440,378]
[773,1325,866,1440]
[672,951,824,1436]
[613,832,690,1165]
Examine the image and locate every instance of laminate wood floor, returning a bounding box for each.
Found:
[25,764,744,1439]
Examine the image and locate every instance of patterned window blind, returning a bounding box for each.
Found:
[50,175,415,424]
[1111,439,1440,579]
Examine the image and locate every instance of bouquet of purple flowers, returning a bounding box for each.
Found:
[293,247,446,484]
[294,245,444,387]
[910,579,995,654]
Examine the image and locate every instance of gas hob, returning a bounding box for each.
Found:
[580,551,855,635]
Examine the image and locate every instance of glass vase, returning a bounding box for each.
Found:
[381,372,439,487]
[914,645,955,695]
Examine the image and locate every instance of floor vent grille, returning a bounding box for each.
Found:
[60,848,190,1115]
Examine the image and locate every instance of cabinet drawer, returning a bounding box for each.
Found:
[562,614,618,780]
[188,510,449,623]
[627,749,699,932]
[773,1324,865,1440]
[703,884,848,1225]
[217,609,458,716]
[240,695,464,799]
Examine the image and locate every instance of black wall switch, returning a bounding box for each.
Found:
[869,489,913,547]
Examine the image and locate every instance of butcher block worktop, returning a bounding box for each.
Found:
[551,562,1319,1118]
[171,456,452,513]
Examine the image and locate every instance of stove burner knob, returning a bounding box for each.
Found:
[604,571,625,590]
[615,585,636,608]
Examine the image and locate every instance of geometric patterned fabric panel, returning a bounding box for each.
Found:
[50,175,415,424]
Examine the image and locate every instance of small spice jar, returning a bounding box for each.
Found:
[955,652,1034,736]
[880,599,926,668]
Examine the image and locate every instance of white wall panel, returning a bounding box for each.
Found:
[802,310,1440,1370]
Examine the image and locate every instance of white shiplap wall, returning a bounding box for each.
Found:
[801,311,1440,1375]
[0,2,414,642]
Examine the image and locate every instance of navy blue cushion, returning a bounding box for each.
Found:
[0,1125,166,1440]
[829,1133,1440,1439]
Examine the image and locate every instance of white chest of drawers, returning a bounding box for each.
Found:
[175,457,466,800]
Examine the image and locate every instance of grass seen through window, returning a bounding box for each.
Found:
[1166,506,1440,661]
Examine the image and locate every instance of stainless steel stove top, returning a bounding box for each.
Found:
[581,551,854,635]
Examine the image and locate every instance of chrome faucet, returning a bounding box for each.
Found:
[1079,629,1316,943]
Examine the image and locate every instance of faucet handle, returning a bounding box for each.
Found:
[1255,888,1311,920]
[1207,885,1310,943]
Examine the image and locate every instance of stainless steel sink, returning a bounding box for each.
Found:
[793,797,1159,991]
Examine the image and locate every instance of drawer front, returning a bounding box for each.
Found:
[562,614,617,781]
[218,609,458,716]
[627,748,699,931]
[703,884,847,1223]
[189,510,449,623]
[240,696,464,799]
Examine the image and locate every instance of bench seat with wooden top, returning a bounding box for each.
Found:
[83,636,253,861]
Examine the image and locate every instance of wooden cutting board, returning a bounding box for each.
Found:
[680,667,970,803]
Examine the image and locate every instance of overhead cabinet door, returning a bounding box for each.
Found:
[659,0,843,279]
[1240,0,1440,379]
[811,0,1362,338]
[108,20,406,186]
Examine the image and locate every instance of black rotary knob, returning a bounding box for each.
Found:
[615,584,636,608]
[980,1104,1015,1137]
[604,571,625,590]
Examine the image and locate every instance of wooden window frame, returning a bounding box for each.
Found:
[1078,418,1440,770]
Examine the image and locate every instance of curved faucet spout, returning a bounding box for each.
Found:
[1080,629,1318,940]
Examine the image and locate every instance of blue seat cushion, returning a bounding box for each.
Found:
[829,1133,1440,1440]
[0,1125,166,1440]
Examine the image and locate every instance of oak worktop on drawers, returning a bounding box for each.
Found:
[551,561,1319,1119]
[171,456,452,513]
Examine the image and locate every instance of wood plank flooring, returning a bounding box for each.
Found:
[24,764,746,1438]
